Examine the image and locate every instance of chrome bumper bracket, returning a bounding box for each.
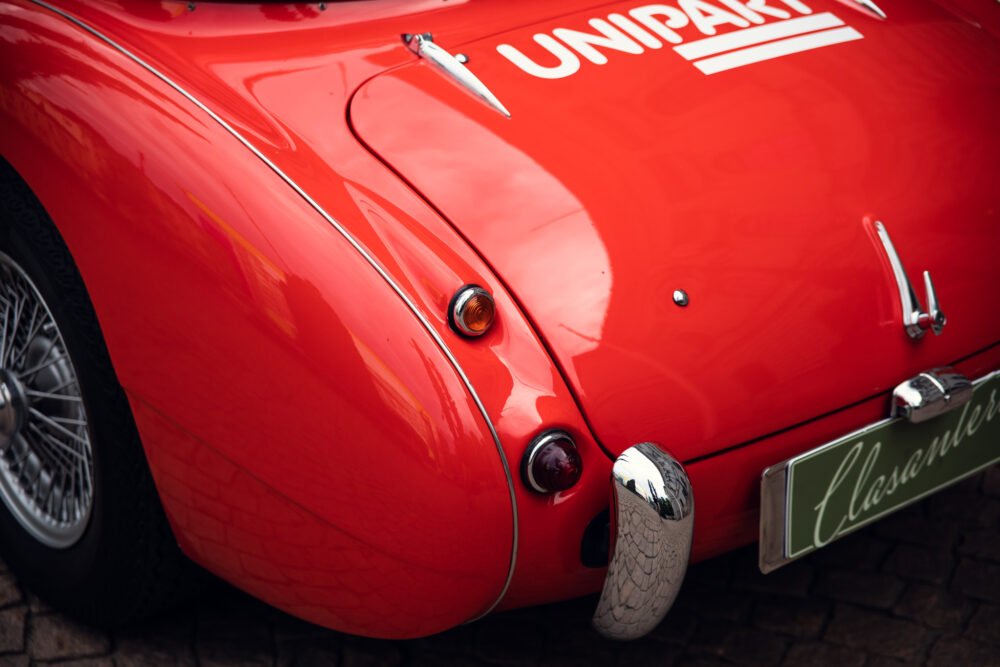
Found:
[592,443,694,640]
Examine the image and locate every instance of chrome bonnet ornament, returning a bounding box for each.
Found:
[853,0,887,19]
[402,33,511,118]
[874,221,946,340]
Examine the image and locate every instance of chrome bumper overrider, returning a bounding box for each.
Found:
[592,443,694,640]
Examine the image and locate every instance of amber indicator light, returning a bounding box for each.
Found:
[449,285,496,337]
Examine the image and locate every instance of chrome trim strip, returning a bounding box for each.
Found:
[760,368,1000,573]
[31,1,519,617]
[758,462,790,574]
[403,33,511,118]
[593,443,694,640]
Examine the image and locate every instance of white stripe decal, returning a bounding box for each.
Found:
[694,27,863,74]
[675,12,844,60]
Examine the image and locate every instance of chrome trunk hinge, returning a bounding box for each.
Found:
[874,221,946,339]
[402,33,511,119]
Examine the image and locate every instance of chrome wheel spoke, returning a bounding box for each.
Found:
[29,408,91,448]
[0,251,94,548]
[10,303,44,368]
[24,389,82,403]
[18,349,65,380]
[25,424,88,464]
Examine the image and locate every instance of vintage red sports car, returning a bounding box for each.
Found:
[1,0,998,640]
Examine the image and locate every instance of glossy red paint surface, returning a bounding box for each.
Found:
[0,0,617,634]
[0,0,997,640]
[350,0,1000,462]
[929,0,1000,38]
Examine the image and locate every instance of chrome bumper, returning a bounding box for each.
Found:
[592,443,694,640]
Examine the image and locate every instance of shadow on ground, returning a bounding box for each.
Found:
[2,469,1000,666]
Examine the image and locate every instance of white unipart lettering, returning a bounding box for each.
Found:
[718,0,767,24]
[629,4,691,44]
[496,35,581,79]
[552,18,646,65]
[745,0,792,19]
[496,0,862,78]
[776,0,814,14]
[678,0,750,35]
[607,13,664,48]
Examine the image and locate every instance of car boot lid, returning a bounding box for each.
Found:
[349,0,1000,460]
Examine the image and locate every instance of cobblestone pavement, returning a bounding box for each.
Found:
[2,467,1000,667]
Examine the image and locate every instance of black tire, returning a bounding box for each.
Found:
[0,156,196,627]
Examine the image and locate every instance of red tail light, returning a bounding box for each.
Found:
[522,430,582,494]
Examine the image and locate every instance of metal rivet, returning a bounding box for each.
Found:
[672,289,689,307]
[455,53,469,64]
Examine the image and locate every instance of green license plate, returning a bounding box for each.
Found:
[760,371,1000,572]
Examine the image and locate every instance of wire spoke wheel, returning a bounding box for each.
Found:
[0,251,94,548]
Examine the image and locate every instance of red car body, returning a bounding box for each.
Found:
[1,0,998,639]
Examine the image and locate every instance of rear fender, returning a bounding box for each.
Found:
[0,2,515,637]
[1,0,621,628]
